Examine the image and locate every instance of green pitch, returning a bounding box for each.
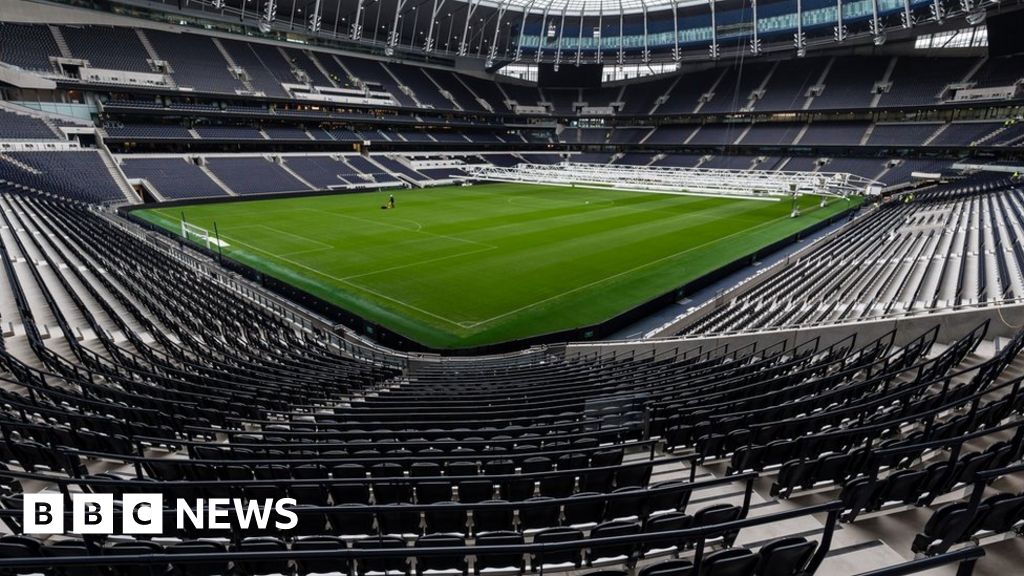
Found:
[134,183,856,349]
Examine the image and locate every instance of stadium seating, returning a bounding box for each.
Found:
[205,157,312,195]
[0,150,126,203]
[0,22,59,71]
[683,177,1023,334]
[61,25,153,72]
[810,57,888,110]
[0,109,60,140]
[120,157,228,199]
[1,11,1023,576]
[143,30,245,94]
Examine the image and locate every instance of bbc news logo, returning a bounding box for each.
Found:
[24,494,298,535]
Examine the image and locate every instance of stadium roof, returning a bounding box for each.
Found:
[84,0,1002,65]
[472,0,705,16]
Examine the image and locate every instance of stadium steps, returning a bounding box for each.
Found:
[277,158,319,190]
[459,75,496,113]
[859,124,875,146]
[47,25,73,59]
[197,160,238,196]
[423,69,463,111]
[870,57,899,109]
[275,46,311,86]
[0,197,76,361]
[803,56,834,110]
[694,68,728,115]
[649,75,681,115]
[8,196,129,352]
[961,56,989,85]
[134,29,174,87]
[734,124,753,145]
[923,123,950,146]
[973,125,1009,146]
[305,51,340,88]
[381,63,424,108]
[743,61,778,112]
[211,38,257,93]
[96,147,140,204]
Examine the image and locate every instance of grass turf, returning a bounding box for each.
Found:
[134,183,857,349]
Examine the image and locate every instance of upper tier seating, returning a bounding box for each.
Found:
[754,59,830,112]
[219,38,292,98]
[657,69,722,115]
[343,59,417,108]
[969,55,1024,88]
[878,57,976,107]
[0,22,59,71]
[144,30,245,94]
[620,77,675,115]
[0,109,60,140]
[810,57,887,110]
[700,63,774,114]
[61,25,152,72]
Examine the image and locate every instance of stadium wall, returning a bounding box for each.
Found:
[120,190,859,354]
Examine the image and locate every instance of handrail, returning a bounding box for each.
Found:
[0,454,702,489]
[853,547,985,576]
[55,439,660,470]
[0,501,843,570]
[0,471,757,519]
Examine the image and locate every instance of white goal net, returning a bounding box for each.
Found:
[180,221,228,249]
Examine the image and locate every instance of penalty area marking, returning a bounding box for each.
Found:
[211,231,475,330]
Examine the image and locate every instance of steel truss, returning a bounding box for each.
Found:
[461,162,879,200]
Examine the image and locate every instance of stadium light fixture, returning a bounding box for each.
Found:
[794,0,806,56]
[259,0,276,33]
[708,0,719,59]
[833,0,846,42]
[308,0,323,32]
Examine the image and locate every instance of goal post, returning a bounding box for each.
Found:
[181,220,212,249]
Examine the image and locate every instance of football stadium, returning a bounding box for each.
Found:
[0,0,1023,572]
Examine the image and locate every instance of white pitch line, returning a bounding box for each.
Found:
[300,208,495,250]
[256,224,333,249]
[216,232,469,329]
[278,246,334,258]
[463,211,804,329]
[341,245,498,281]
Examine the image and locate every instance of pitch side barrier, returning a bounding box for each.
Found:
[0,499,842,575]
